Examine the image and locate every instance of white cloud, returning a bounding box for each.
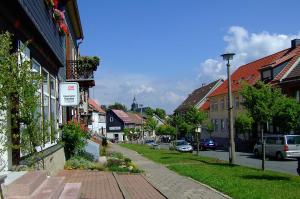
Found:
[198,26,300,82]
[129,84,155,95]
[159,91,185,105]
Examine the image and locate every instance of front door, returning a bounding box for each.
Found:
[114,134,119,141]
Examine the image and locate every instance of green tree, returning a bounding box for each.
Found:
[144,107,154,116]
[235,112,254,144]
[186,106,207,155]
[154,108,166,119]
[203,120,214,137]
[156,124,176,139]
[108,102,128,111]
[145,117,158,137]
[0,32,44,168]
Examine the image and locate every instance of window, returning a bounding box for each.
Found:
[110,117,114,122]
[273,61,289,77]
[262,70,272,82]
[50,76,57,142]
[42,69,50,142]
[215,119,218,132]
[296,90,300,103]
[220,99,225,110]
[234,96,239,109]
[221,119,225,130]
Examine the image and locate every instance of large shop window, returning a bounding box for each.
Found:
[41,68,58,145]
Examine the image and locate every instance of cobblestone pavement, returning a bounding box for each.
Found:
[110,144,230,199]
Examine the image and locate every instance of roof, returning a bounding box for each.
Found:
[111,109,133,124]
[282,61,300,82]
[88,98,105,114]
[65,0,83,39]
[174,79,222,113]
[127,113,143,125]
[210,48,290,97]
[199,101,210,111]
[111,109,143,125]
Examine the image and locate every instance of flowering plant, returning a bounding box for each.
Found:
[53,8,64,21]
[45,0,54,7]
[59,22,68,35]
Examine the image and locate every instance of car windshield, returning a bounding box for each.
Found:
[286,136,300,144]
[177,141,188,146]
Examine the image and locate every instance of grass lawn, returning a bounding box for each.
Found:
[120,143,300,199]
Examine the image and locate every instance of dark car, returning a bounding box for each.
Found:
[199,138,217,150]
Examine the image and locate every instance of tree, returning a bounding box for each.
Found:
[144,107,154,116]
[145,117,158,137]
[235,112,254,145]
[108,102,127,111]
[154,108,166,119]
[203,120,214,137]
[0,32,43,168]
[156,124,176,139]
[186,106,207,155]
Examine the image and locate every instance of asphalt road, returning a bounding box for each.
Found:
[159,143,299,176]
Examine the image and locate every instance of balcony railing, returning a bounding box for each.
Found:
[66,60,95,87]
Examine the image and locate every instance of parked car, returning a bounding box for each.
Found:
[191,138,217,150]
[200,138,217,150]
[169,140,193,152]
[145,140,155,146]
[253,135,300,160]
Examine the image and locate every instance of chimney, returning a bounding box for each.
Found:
[291,39,300,48]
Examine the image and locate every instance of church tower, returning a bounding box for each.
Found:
[131,96,138,111]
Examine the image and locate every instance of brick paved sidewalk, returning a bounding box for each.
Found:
[57,170,166,199]
[110,144,231,199]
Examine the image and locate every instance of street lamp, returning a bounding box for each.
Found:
[139,104,144,143]
[221,53,236,165]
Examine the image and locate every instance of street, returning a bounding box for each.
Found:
[159,144,299,176]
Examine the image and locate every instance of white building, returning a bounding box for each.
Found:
[88,98,106,136]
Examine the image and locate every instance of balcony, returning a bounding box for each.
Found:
[66,60,96,87]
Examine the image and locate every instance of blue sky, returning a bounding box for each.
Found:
[77,0,300,113]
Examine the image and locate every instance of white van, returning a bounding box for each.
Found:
[253,135,300,160]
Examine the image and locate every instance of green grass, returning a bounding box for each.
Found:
[120,143,300,199]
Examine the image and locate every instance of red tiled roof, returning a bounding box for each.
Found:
[199,101,210,111]
[209,48,290,97]
[271,46,300,83]
[88,98,105,114]
[111,109,133,123]
[127,112,143,125]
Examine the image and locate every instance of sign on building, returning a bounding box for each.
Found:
[59,82,80,106]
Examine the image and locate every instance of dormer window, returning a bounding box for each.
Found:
[262,69,272,82]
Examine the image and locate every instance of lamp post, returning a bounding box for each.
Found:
[221,53,236,165]
[139,104,144,144]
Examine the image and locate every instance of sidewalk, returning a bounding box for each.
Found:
[110,144,230,199]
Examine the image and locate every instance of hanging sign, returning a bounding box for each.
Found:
[59,82,80,106]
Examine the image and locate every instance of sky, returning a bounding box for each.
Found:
[77,0,300,113]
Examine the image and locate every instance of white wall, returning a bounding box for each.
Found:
[88,112,106,136]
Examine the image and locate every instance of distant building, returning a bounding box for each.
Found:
[131,97,139,111]
[174,79,223,114]
[88,98,106,136]
[106,109,143,141]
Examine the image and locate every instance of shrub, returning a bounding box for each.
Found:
[101,147,107,156]
[109,152,123,159]
[64,156,104,171]
[102,137,108,147]
[78,151,95,162]
[62,121,90,160]
[107,158,123,167]
[124,157,131,166]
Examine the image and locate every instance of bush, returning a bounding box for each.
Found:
[107,158,123,167]
[62,121,90,160]
[100,147,107,156]
[124,157,131,166]
[78,151,95,162]
[64,156,104,171]
[102,137,108,147]
[109,152,123,159]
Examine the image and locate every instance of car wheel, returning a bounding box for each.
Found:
[276,152,284,160]
[254,149,260,157]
